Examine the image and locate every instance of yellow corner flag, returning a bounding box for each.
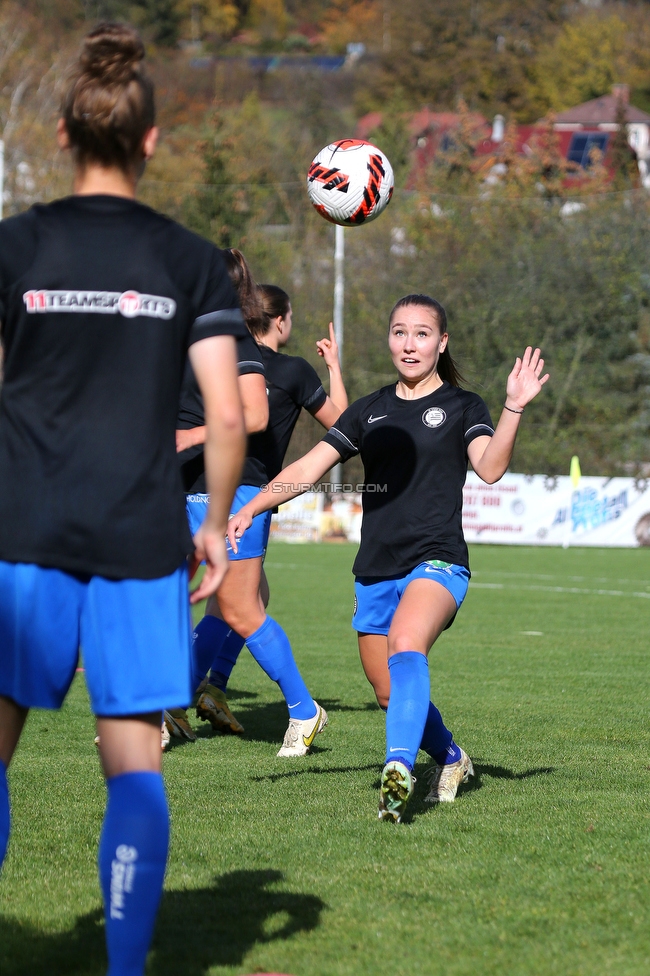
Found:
[570,455,581,489]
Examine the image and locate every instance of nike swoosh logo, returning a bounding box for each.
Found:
[389,747,408,752]
[302,707,322,748]
[367,414,387,424]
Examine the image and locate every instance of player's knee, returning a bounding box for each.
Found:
[221,604,265,639]
[388,635,425,655]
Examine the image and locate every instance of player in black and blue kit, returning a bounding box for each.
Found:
[0,23,245,975]
[163,249,268,744]
[229,294,549,820]
[193,283,348,755]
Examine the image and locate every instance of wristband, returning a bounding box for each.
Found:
[504,403,524,414]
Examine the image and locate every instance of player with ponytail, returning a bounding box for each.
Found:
[0,22,246,974]
[191,282,348,756]
[228,294,549,821]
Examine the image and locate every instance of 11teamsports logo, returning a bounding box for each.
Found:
[23,289,176,320]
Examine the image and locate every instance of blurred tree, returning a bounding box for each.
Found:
[529,12,639,116]
[182,92,290,246]
[246,0,289,41]
[176,0,240,43]
[609,97,641,192]
[365,92,412,188]
[374,0,566,121]
[320,0,382,54]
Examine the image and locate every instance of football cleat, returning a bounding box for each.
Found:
[195,684,244,734]
[423,748,474,803]
[378,760,415,823]
[277,703,328,757]
[160,720,171,752]
[164,708,196,742]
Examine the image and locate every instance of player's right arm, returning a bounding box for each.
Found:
[227,441,341,553]
[190,335,246,599]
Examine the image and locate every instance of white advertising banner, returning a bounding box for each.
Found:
[269,476,650,548]
[462,473,650,547]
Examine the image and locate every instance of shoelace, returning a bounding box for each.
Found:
[423,764,443,789]
[282,720,300,747]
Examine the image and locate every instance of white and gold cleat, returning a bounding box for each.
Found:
[423,748,474,803]
[277,703,328,757]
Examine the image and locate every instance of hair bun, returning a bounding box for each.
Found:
[80,22,144,85]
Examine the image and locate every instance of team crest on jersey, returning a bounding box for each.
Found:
[422,407,446,428]
[23,289,176,320]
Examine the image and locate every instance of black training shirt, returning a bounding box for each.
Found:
[323,382,494,576]
[177,333,265,493]
[245,345,327,485]
[0,195,246,579]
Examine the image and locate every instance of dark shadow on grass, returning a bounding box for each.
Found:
[252,762,379,783]
[401,760,556,823]
[223,687,259,701]
[0,869,325,976]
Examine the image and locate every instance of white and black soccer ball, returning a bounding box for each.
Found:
[307,139,394,226]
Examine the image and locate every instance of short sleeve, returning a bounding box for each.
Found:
[188,247,247,346]
[463,393,494,446]
[0,209,39,324]
[237,333,265,376]
[322,401,362,462]
[291,357,327,413]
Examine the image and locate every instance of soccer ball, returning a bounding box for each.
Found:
[307,139,394,226]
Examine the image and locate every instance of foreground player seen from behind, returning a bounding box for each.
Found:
[0,22,245,976]
[228,294,549,821]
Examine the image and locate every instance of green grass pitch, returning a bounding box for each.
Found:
[1,542,650,976]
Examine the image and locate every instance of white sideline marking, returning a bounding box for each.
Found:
[472,582,650,600]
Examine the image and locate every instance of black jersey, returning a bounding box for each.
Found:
[177,333,264,493]
[323,382,494,576]
[0,194,246,579]
[244,344,327,486]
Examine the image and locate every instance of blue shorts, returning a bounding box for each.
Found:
[186,485,271,561]
[352,560,470,635]
[0,561,192,715]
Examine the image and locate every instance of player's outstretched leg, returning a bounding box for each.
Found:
[378,651,428,822]
[246,615,327,757]
[420,700,474,804]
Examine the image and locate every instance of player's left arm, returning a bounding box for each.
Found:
[468,346,549,485]
[315,321,348,422]
[239,371,268,433]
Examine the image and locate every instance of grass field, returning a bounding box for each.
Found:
[1,541,650,976]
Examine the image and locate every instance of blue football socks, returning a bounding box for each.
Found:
[191,615,230,690]
[98,772,169,976]
[385,651,430,770]
[208,628,246,692]
[420,700,456,761]
[246,615,317,720]
[0,759,9,869]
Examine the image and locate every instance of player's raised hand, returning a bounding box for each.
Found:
[190,525,230,603]
[316,322,340,369]
[227,511,253,555]
[505,347,549,410]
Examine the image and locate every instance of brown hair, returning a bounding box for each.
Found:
[62,22,155,173]
[223,249,265,337]
[252,284,291,340]
[389,293,464,387]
